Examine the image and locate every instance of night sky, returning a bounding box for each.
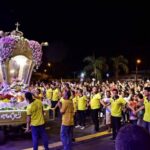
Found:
[0,1,150,77]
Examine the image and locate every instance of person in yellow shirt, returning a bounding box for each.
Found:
[75,89,87,130]
[136,87,150,133]
[34,88,43,101]
[58,90,74,150]
[52,87,60,102]
[89,86,102,132]
[107,89,126,140]
[51,85,61,117]
[72,91,78,127]
[25,92,49,150]
[45,84,53,101]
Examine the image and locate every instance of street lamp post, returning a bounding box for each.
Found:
[135,59,141,83]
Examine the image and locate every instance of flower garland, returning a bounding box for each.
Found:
[29,40,42,67]
[0,36,43,68]
[0,36,17,62]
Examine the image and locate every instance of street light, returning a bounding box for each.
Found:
[80,72,85,82]
[135,59,141,83]
[47,63,51,67]
[80,72,85,78]
[136,59,141,64]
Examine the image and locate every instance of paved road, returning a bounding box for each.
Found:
[54,136,115,150]
[0,135,115,150]
[0,118,114,150]
[73,136,115,150]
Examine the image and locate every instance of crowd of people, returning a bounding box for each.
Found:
[22,79,150,150]
[1,79,149,149]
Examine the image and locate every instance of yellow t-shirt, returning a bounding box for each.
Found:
[27,99,45,126]
[90,93,101,110]
[38,93,43,101]
[60,97,72,103]
[77,95,87,111]
[38,87,44,92]
[60,97,64,103]
[72,96,78,113]
[52,88,59,101]
[110,97,126,117]
[61,100,74,126]
[143,98,150,122]
[46,88,53,99]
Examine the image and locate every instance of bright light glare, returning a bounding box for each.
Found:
[13,55,27,66]
[92,78,96,81]
[41,42,48,46]
[81,72,85,78]
[136,59,141,64]
[48,63,51,67]
[10,69,15,74]
[106,73,109,77]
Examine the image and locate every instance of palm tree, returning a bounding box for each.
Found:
[111,55,129,81]
[83,55,108,80]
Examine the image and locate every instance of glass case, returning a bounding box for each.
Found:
[9,55,32,84]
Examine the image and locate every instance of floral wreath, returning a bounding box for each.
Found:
[0,36,42,67]
[29,40,42,67]
[0,36,17,62]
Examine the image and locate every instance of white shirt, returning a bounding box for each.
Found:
[103,97,111,113]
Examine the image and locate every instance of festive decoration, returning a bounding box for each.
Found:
[0,23,44,84]
[29,40,42,67]
[0,36,17,62]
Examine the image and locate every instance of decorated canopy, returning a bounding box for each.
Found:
[0,23,43,84]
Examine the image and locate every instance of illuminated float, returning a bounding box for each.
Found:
[0,24,51,144]
[0,23,43,85]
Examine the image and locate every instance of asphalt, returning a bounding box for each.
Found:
[73,136,115,150]
[69,136,114,150]
[0,116,114,150]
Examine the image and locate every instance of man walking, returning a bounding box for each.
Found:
[25,92,49,150]
[58,90,74,150]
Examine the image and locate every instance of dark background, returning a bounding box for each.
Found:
[0,1,150,78]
